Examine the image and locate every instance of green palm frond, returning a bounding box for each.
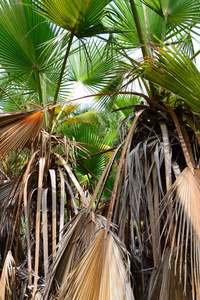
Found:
[176,32,196,59]
[0,0,65,96]
[141,0,200,35]
[141,43,200,112]
[67,39,120,93]
[94,76,125,111]
[30,0,112,38]
[113,94,141,117]
[106,0,163,47]
[64,122,110,179]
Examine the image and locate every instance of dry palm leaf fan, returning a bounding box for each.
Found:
[0,110,44,159]
[157,105,200,299]
[43,210,107,299]
[0,251,15,300]
[44,192,134,300]
[61,228,134,300]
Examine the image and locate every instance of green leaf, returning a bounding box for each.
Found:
[62,110,97,124]
[0,0,65,94]
[142,0,200,35]
[141,42,200,112]
[63,122,110,178]
[31,0,112,38]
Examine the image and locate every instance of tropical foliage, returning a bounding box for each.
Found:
[1,0,200,299]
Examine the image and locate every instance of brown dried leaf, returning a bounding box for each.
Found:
[0,251,15,300]
[61,228,134,300]
[0,110,43,159]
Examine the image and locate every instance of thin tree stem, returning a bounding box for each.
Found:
[43,91,167,113]
[129,0,156,97]
[49,30,75,132]
[161,13,168,42]
[130,0,148,58]
[34,67,43,106]
[190,49,200,60]
[53,31,75,106]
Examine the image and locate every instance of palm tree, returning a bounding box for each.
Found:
[1,0,200,299]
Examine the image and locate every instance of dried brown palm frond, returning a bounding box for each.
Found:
[148,248,192,300]
[110,104,200,298]
[0,127,88,292]
[44,209,107,299]
[160,167,200,299]
[0,110,44,159]
[116,137,164,257]
[59,228,134,300]
[0,181,13,209]
[0,251,15,300]
[0,179,25,271]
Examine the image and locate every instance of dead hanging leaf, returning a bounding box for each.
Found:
[59,228,134,300]
[0,251,15,300]
[44,209,107,300]
[161,167,200,298]
[148,248,192,300]
[0,110,43,159]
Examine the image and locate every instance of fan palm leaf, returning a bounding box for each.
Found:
[141,0,200,35]
[44,209,107,299]
[106,0,163,48]
[0,251,15,300]
[60,228,134,300]
[64,122,110,177]
[0,110,43,159]
[68,39,118,92]
[0,0,71,109]
[31,0,112,38]
[0,0,63,85]
[141,43,200,113]
[160,167,200,298]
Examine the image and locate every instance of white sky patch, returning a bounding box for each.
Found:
[192,32,200,70]
[71,81,95,108]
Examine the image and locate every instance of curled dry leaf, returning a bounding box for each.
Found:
[161,167,200,298]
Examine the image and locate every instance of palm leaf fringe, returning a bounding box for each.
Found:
[0,251,15,300]
[44,209,107,299]
[0,110,43,159]
[148,248,192,300]
[59,228,134,300]
[160,167,200,299]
